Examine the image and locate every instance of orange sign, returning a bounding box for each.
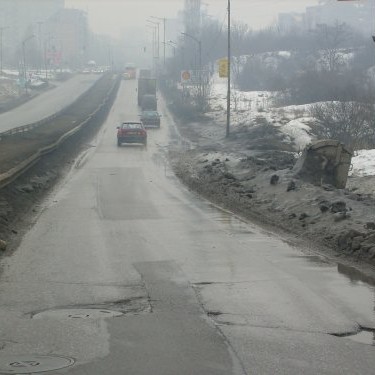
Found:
[181,70,191,82]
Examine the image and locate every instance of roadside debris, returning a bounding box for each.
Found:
[293,140,352,189]
[0,239,6,251]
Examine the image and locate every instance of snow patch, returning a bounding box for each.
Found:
[350,149,375,177]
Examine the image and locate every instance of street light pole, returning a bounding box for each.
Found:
[0,26,9,76]
[226,0,231,137]
[22,34,35,95]
[37,21,43,74]
[151,16,166,68]
[146,24,157,75]
[147,19,160,76]
[0,28,4,76]
[181,32,202,105]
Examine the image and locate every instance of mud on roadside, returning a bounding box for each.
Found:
[168,113,375,277]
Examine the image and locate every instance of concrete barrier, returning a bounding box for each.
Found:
[293,140,353,189]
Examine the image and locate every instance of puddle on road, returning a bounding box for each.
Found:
[333,329,375,346]
[348,330,375,346]
[203,202,375,330]
[286,254,332,266]
[337,263,375,286]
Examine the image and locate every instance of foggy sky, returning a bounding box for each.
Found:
[65,0,321,38]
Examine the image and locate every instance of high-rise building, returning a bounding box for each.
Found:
[46,8,88,68]
[0,0,65,65]
[184,0,201,37]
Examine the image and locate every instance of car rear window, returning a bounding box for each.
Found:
[121,123,142,129]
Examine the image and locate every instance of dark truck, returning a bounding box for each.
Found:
[137,77,157,108]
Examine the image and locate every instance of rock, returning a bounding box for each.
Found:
[351,236,364,251]
[370,248,375,259]
[319,201,330,213]
[289,213,297,219]
[299,213,309,220]
[338,233,352,250]
[246,187,256,194]
[322,184,335,191]
[365,222,375,230]
[361,233,375,246]
[270,174,279,185]
[287,180,296,192]
[333,212,351,222]
[360,244,373,252]
[368,247,375,259]
[223,172,236,180]
[330,200,347,213]
[18,184,34,193]
[0,240,6,251]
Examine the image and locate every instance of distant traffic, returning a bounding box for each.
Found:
[117,66,161,146]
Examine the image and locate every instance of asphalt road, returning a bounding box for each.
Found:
[0,74,101,133]
[0,80,374,374]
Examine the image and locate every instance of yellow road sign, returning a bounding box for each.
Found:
[218,58,228,78]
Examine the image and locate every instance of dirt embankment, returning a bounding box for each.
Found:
[0,73,120,252]
[168,112,375,272]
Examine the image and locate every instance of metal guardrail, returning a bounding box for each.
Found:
[0,74,121,189]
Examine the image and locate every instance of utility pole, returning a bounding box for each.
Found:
[0,27,4,76]
[163,18,166,67]
[146,24,157,75]
[22,35,35,95]
[151,17,166,68]
[0,26,9,76]
[226,0,231,137]
[147,19,160,76]
[37,21,43,73]
[181,32,202,106]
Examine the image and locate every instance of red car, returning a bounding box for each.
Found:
[117,122,147,146]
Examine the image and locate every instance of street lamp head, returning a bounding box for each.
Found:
[181,32,200,45]
[147,19,159,25]
[23,34,35,44]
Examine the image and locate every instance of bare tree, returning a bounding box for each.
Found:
[310,101,375,149]
[314,22,352,72]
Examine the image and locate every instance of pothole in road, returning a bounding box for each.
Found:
[32,308,123,320]
[331,328,375,346]
[0,354,74,374]
[207,310,222,317]
[30,297,152,320]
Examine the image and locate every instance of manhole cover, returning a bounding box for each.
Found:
[0,354,74,374]
[32,308,123,319]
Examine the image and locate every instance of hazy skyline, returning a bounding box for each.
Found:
[65,0,322,38]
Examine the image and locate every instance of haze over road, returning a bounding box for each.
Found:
[0,79,374,374]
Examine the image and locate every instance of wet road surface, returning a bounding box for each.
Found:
[0,80,374,374]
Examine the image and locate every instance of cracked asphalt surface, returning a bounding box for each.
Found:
[0,80,374,374]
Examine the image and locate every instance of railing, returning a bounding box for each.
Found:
[0,74,121,188]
